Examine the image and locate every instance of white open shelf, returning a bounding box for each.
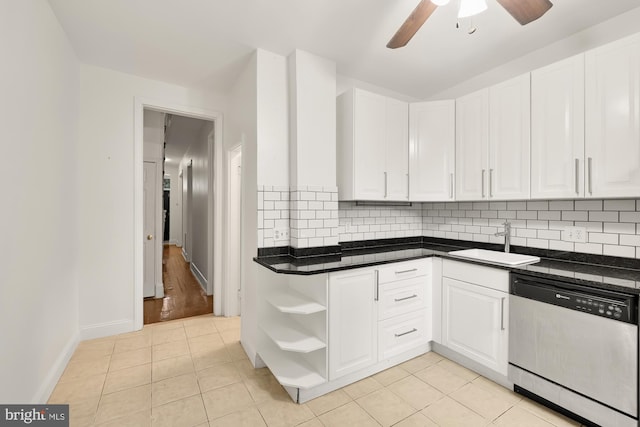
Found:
[266,290,326,314]
[261,323,326,353]
[259,345,326,389]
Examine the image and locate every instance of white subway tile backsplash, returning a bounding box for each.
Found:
[527,201,549,211]
[604,199,636,211]
[517,211,537,220]
[588,232,618,245]
[620,212,640,223]
[604,222,636,234]
[575,200,602,211]
[603,244,635,258]
[620,234,640,246]
[562,211,588,221]
[538,211,561,221]
[549,200,574,210]
[574,242,603,255]
[589,211,618,222]
[507,201,527,210]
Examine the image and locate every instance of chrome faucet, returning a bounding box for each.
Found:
[495,221,512,253]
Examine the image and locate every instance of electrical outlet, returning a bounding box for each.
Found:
[274,228,290,241]
[563,226,587,243]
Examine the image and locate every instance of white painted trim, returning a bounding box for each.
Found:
[154,160,164,299]
[80,319,135,341]
[224,145,242,316]
[190,262,208,291]
[155,281,164,298]
[181,247,190,262]
[134,97,223,329]
[33,331,79,404]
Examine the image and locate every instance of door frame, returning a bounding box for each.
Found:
[225,144,242,316]
[134,97,224,330]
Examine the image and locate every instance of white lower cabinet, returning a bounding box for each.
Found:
[328,268,378,380]
[378,310,429,360]
[441,260,509,376]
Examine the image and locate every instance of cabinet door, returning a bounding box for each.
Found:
[585,33,640,198]
[489,74,531,200]
[531,55,585,199]
[456,89,489,200]
[385,98,409,200]
[328,268,377,380]
[409,100,455,201]
[442,277,508,375]
[354,90,387,200]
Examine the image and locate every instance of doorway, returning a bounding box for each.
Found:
[135,99,232,330]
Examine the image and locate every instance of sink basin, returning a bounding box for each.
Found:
[448,248,540,266]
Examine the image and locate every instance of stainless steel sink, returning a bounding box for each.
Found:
[447,248,540,266]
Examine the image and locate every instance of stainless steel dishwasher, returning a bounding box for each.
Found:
[509,273,638,427]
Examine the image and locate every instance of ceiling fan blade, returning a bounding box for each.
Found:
[387,0,438,49]
[496,0,553,25]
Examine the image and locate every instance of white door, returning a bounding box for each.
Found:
[227,148,242,316]
[531,55,585,199]
[143,161,157,298]
[409,100,455,201]
[585,33,640,198]
[489,73,531,200]
[385,98,409,201]
[329,268,377,380]
[354,90,387,200]
[456,89,489,200]
[442,277,508,375]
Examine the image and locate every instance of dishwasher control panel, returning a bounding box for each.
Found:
[511,274,638,324]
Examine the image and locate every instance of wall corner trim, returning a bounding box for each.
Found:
[33,330,80,404]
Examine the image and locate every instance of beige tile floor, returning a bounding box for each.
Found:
[49,314,581,427]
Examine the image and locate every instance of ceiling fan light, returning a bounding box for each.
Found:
[458,0,487,18]
[431,0,450,5]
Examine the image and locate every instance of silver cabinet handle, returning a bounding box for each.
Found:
[406,173,410,199]
[489,169,494,198]
[449,173,453,199]
[588,157,593,195]
[395,328,418,338]
[384,172,388,198]
[374,270,379,301]
[500,297,506,331]
[481,169,486,198]
[394,294,418,302]
[395,268,418,274]
[574,158,579,195]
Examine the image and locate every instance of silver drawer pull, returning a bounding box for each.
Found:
[395,268,418,274]
[394,294,418,302]
[395,328,418,338]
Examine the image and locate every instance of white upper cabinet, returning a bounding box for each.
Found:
[386,98,410,200]
[585,33,640,198]
[489,74,531,200]
[456,89,489,201]
[409,100,456,201]
[337,88,408,201]
[531,55,585,199]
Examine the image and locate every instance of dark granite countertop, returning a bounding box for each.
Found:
[254,237,640,294]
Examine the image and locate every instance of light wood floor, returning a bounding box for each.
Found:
[48,315,580,426]
[143,245,213,324]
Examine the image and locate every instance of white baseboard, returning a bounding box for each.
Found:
[182,248,189,262]
[80,319,135,341]
[190,262,207,291]
[33,330,80,404]
[155,281,164,298]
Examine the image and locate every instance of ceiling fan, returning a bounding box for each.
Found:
[387,0,553,48]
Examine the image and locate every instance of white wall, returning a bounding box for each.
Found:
[288,50,337,188]
[232,52,259,362]
[0,0,80,403]
[165,164,182,246]
[180,121,213,284]
[143,110,165,159]
[76,64,227,338]
[257,50,289,187]
[429,6,640,100]
[337,74,420,103]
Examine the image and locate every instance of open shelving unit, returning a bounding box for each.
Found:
[257,273,329,395]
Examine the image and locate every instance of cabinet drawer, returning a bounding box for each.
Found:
[378,276,427,321]
[377,259,430,284]
[442,259,509,292]
[378,311,429,361]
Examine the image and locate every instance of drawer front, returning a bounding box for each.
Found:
[378,311,429,361]
[378,259,431,284]
[378,276,427,321]
[442,259,509,292]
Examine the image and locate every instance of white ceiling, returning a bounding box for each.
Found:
[164,114,210,166]
[49,0,640,99]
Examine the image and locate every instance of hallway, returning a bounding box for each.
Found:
[144,245,213,324]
